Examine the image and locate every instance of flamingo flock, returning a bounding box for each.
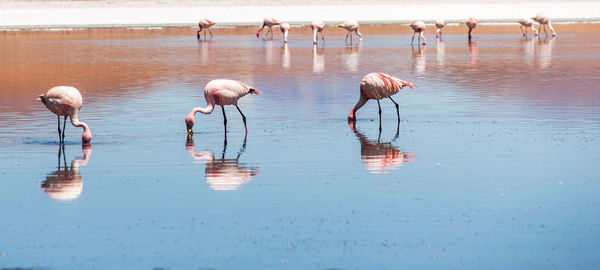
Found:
[39,14,559,144]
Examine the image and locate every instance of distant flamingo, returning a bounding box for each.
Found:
[185,79,261,136]
[197,19,216,40]
[348,72,416,127]
[517,18,538,37]
[38,86,92,144]
[337,20,362,43]
[410,21,427,46]
[532,13,556,37]
[256,17,280,39]
[466,17,479,40]
[279,23,290,43]
[311,20,326,44]
[435,19,447,38]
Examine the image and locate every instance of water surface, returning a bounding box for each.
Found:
[1,26,600,269]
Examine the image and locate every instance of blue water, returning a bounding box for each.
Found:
[1,30,600,269]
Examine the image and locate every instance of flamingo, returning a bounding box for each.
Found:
[38,86,92,144]
[197,19,216,40]
[337,20,362,43]
[311,20,326,44]
[466,17,479,40]
[532,13,556,37]
[348,72,416,127]
[279,23,290,43]
[256,17,280,39]
[410,20,427,46]
[185,79,261,137]
[517,18,538,37]
[435,19,447,38]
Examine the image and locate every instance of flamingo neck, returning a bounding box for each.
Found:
[70,115,92,143]
[192,103,214,115]
[313,28,318,43]
[348,96,367,120]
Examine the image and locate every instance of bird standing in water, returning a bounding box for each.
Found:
[279,23,290,43]
[38,86,92,144]
[466,17,478,40]
[532,13,556,37]
[256,17,280,39]
[337,20,362,43]
[348,72,416,128]
[197,19,216,40]
[185,79,261,136]
[410,21,427,46]
[435,19,446,38]
[311,20,326,44]
[517,18,538,37]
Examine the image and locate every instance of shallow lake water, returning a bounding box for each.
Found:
[1,25,600,269]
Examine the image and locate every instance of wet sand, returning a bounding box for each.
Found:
[1,24,600,269]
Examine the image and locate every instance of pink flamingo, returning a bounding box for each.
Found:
[517,18,538,37]
[279,23,290,43]
[38,86,92,144]
[185,79,261,136]
[337,20,362,43]
[532,13,556,37]
[348,72,416,125]
[197,19,216,40]
[410,21,427,46]
[311,20,326,44]
[256,17,280,39]
[435,19,447,38]
[466,17,479,40]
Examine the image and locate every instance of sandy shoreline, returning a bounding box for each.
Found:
[1,1,599,29]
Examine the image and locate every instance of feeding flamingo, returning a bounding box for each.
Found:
[435,19,447,38]
[532,13,556,37]
[410,20,427,45]
[311,20,326,44]
[348,72,416,127]
[466,17,478,40]
[197,19,216,40]
[279,23,290,43]
[37,86,92,144]
[256,17,280,39]
[517,18,538,37]
[185,79,261,137]
[337,20,362,43]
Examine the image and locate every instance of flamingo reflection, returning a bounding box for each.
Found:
[282,43,290,69]
[312,44,325,74]
[412,45,426,76]
[537,36,556,69]
[343,44,360,72]
[468,40,478,67]
[41,144,91,201]
[436,37,445,67]
[186,136,259,191]
[348,121,414,174]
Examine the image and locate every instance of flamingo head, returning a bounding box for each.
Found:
[185,114,195,134]
[82,129,92,144]
[249,88,262,95]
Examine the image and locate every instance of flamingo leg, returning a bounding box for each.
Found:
[345,32,349,43]
[321,32,325,44]
[221,105,227,131]
[377,99,382,132]
[57,116,62,143]
[204,30,207,41]
[389,96,400,122]
[197,29,201,40]
[520,26,525,37]
[235,105,248,134]
[62,115,67,142]
[208,28,213,39]
[468,29,472,40]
